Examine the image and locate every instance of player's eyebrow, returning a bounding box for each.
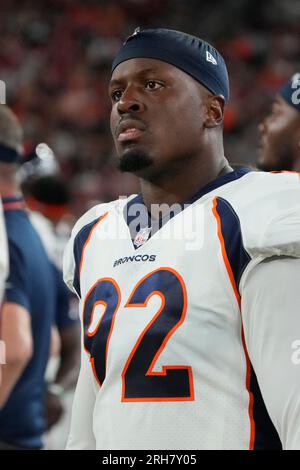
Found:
[109,67,162,88]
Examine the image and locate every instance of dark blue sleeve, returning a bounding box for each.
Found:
[53,264,79,330]
[5,240,30,311]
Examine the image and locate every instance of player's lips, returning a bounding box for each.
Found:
[116,119,146,142]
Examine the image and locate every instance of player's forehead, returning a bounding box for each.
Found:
[110,58,193,86]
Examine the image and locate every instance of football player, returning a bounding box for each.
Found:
[64,29,300,450]
[257,72,300,171]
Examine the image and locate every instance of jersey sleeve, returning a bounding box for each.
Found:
[63,202,111,298]
[241,256,300,449]
[242,172,300,256]
[235,172,300,287]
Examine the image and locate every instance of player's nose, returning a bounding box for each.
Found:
[117,86,145,115]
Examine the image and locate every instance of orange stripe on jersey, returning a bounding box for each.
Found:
[90,357,102,387]
[79,211,108,274]
[212,197,255,450]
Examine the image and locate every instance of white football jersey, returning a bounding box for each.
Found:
[63,170,300,450]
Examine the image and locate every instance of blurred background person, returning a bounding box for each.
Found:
[22,173,75,266]
[0,106,79,450]
[0,104,56,449]
[22,173,80,449]
[257,73,300,172]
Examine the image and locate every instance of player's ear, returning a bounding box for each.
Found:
[204,95,225,128]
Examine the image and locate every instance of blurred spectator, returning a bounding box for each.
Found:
[257,72,300,171]
[22,174,74,264]
[22,173,81,449]
[0,105,56,449]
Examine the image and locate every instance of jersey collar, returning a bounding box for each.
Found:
[127,166,252,217]
[125,166,253,248]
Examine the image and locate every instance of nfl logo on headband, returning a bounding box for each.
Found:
[206,51,217,65]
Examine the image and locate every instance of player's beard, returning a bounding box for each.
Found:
[119,148,153,173]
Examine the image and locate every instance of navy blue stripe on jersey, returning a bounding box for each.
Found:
[250,366,282,449]
[214,196,281,449]
[214,196,251,290]
[73,217,102,298]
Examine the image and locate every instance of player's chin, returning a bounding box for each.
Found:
[118,145,154,173]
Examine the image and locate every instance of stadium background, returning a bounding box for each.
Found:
[1,0,300,216]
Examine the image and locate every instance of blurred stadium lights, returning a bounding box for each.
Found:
[35,143,55,162]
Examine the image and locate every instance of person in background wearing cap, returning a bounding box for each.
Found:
[22,175,81,448]
[0,105,57,449]
[64,28,300,450]
[258,73,300,172]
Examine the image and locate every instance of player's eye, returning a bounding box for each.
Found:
[145,80,163,91]
[111,89,123,102]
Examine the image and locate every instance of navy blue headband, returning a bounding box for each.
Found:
[0,143,22,163]
[111,28,230,103]
[279,73,300,112]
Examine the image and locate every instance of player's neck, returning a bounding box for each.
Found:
[140,157,232,211]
